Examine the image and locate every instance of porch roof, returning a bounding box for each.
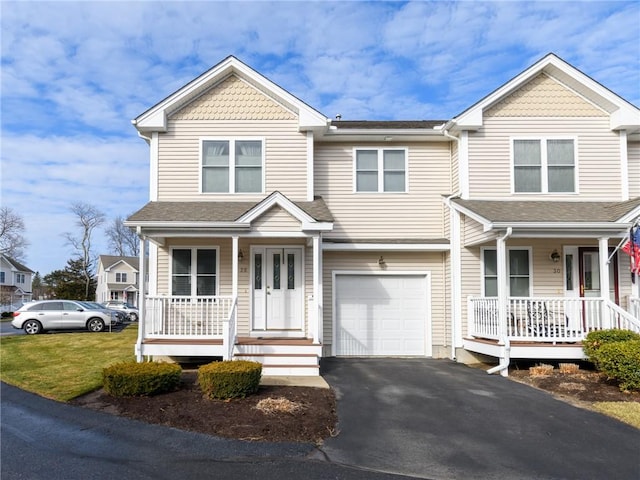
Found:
[127,196,334,224]
[452,197,640,224]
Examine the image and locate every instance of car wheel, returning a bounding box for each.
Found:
[87,318,105,332]
[129,312,138,322]
[23,320,42,335]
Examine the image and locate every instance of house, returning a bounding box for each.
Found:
[0,254,34,310]
[125,53,640,376]
[95,255,143,307]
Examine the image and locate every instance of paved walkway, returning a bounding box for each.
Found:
[318,358,640,480]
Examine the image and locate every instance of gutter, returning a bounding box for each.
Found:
[487,227,513,376]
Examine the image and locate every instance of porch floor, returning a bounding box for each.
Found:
[464,336,586,360]
[142,337,314,346]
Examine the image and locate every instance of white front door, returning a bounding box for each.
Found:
[252,247,303,331]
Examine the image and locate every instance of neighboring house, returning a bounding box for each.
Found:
[0,254,34,310]
[95,255,143,307]
[125,53,640,376]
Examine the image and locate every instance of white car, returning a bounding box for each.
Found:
[104,301,139,322]
[11,300,115,334]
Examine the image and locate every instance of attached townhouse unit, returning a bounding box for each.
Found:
[125,53,640,376]
[95,255,142,307]
[0,254,34,310]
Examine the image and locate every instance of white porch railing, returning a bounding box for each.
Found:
[631,297,640,321]
[468,296,640,343]
[144,296,236,339]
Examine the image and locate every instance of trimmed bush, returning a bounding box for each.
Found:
[583,329,640,364]
[1,311,13,319]
[198,360,262,400]
[102,361,182,397]
[596,340,640,391]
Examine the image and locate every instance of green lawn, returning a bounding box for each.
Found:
[0,325,138,401]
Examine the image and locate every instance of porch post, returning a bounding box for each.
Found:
[135,234,146,362]
[495,229,511,377]
[231,236,239,298]
[599,237,611,328]
[312,234,322,345]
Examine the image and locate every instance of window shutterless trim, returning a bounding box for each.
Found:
[169,246,220,296]
[200,137,265,194]
[352,147,408,193]
[481,246,533,296]
[510,137,578,194]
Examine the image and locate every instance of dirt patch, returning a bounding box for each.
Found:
[509,364,640,405]
[71,371,337,444]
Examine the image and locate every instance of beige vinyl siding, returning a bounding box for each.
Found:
[252,205,301,232]
[322,251,448,355]
[315,142,450,239]
[462,215,495,246]
[155,237,311,337]
[451,140,459,195]
[468,116,622,199]
[629,142,640,198]
[157,119,308,201]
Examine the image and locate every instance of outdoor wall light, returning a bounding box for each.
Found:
[378,255,386,266]
[549,250,561,263]
[238,249,244,262]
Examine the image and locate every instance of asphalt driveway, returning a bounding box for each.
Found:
[318,358,640,480]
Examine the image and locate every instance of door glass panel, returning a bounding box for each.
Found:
[254,253,262,290]
[287,253,295,290]
[273,253,281,290]
[565,254,573,290]
[583,252,600,296]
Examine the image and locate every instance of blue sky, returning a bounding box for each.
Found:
[1,1,639,276]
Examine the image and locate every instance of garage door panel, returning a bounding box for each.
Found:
[335,274,428,356]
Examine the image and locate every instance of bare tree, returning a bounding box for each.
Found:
[63,203,105,300]
[105,215,139,257]
[0,206,29,261]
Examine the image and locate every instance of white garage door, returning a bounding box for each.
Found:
[334,274,429,356]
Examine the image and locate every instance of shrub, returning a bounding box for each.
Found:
[583,329,640,364]
[1,311,13,318]
[198,360,262,400]
[596,340,640,391]
[102,361,182,397]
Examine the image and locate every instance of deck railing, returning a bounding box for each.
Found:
[144,296,236,339]
[468,296,640,342]
[631,297,640,321]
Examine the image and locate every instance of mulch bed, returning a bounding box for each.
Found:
[509,368,640,403]
[71,371,337,444]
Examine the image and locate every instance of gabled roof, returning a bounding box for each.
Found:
[125,195,333,226]
[0,254,34,274]
[133,56,328,133]
[99,255,139,271]
[447,53,640,133]
[451,197,640,230]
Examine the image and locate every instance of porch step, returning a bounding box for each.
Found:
[234,341,321,376]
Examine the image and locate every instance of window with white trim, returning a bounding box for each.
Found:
[171,248,218,296]
[355,148,406,192]
[202,140,263,193]
[0,272,5,283]
[513,139,575,193]
[115,272,127,283]
[16,273,25,284]
[482,248,531,297]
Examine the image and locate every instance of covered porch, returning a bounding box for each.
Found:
[125,193,333,375]
[449,197,640,374]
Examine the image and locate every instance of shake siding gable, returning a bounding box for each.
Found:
[157,74,308,202]
[315,142,450,239]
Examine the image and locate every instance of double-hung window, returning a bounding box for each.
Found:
[202,139,263,193]
[171,248,218,296]
[16,273,25,284]
[115,272,127,283]
[513,138,575,193]
[482,248,531,297]
[355,148,406,192]
[0,272,5,283]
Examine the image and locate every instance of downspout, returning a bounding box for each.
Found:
[487,227,513,376]
[444,192,461,360]
[442,125,461,360]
